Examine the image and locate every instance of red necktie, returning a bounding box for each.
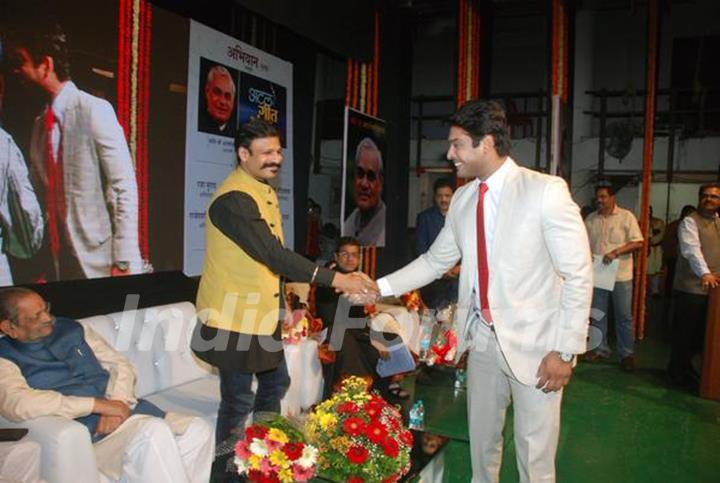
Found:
[46,108,66,260]
[476,182,493,323]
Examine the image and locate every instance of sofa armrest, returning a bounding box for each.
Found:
[1,416,101,483]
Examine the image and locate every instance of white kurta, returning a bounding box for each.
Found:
[0,326,213,483]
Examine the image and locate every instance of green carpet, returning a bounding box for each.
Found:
[415,339,720,483]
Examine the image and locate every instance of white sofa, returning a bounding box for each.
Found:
[0,301,324,483]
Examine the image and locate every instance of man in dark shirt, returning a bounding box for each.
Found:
[415,178,459,308]
[315,237,398,399]
[191,118,377,451]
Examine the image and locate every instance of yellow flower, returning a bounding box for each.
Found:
[248,454,263,470]
[318,412,337,430]
[331,436,352,452]
[279,467,294,482]
[269,450,289,468]
[267,428,289,445]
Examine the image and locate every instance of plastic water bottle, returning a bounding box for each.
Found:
[409,400,425,430]
[418,317,433,362]
[454,368,467,391]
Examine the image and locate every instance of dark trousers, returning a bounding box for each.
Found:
[215,359,290,445]
[667,291,708,384]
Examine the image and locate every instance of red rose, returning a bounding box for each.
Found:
[338,401,360,414]
[282,441,305,460]
[245,425,268,441]
[382,437,400,457]
[365,420,388,444]
[400,430,414,447]
[343,417,366,436]
[347,445,369,465]
[348,477,365,483]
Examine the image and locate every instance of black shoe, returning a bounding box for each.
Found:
[621,356,635,372]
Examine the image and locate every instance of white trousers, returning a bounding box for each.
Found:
[467,325,562,483]
[0,440,46,483]
[114,418,214,483]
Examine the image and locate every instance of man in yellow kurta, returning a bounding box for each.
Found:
[191,117,376,446]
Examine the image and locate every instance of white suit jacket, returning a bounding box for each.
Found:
[29,83,141,277]
[384,159,593,385]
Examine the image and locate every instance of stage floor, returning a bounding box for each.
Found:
[411,337,720,482]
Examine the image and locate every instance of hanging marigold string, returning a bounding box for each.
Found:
[456,0,482,187]
[117,0,152,263]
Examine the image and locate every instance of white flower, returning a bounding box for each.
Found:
[234,456,248,474]
[249,438,269,457]
[297,445,319,468]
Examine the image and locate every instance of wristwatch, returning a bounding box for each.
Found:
[559,352,574,363]
[114,261,130,272]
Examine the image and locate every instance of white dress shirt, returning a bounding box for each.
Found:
[378,158,513,318]
[48,81,76,158]
[678,214,718,278]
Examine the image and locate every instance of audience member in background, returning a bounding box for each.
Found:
[584,185,644,371]
[315,237,405,399]
[647,206,665,296]
[415,178,459,309]
[8,23,142,280]
[0,288,214,483]
[667,184,720,388]
[343,137,386,246]
[662,205,697,297]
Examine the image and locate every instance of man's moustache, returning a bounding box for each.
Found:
[262,163,281,169]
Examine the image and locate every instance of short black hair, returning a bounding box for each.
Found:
[234,117,281,160]
[0,287,36,325]
[335,236,361,253]
[433,178,455,194]
[698,183,720,198]
[680,204,696,218]
[6,22,71,82]
[448,99,511,156]
[595,185,616,197]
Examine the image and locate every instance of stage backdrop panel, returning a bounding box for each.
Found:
[184,20,294,276]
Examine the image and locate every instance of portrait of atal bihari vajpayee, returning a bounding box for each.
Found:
[343,137,386,247]
[197,59,237,137]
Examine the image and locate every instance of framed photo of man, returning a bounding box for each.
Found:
[341,107,387,247]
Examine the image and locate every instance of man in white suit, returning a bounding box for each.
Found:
[374,100,593,483]
[9,24,142,280]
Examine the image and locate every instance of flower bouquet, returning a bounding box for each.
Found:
[306,376,413,482]
[234,414,319,482]
[283,291,323,344]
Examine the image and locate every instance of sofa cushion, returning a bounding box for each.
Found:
[80,302,215,397]
[142,375,220,421]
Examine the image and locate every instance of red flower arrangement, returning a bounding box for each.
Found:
[307,377,413,482]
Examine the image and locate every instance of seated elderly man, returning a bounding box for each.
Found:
[0,288,213,483]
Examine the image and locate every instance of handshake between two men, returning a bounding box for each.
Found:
[331,271,382,305]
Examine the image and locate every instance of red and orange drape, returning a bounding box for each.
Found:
[118,0,152,262]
